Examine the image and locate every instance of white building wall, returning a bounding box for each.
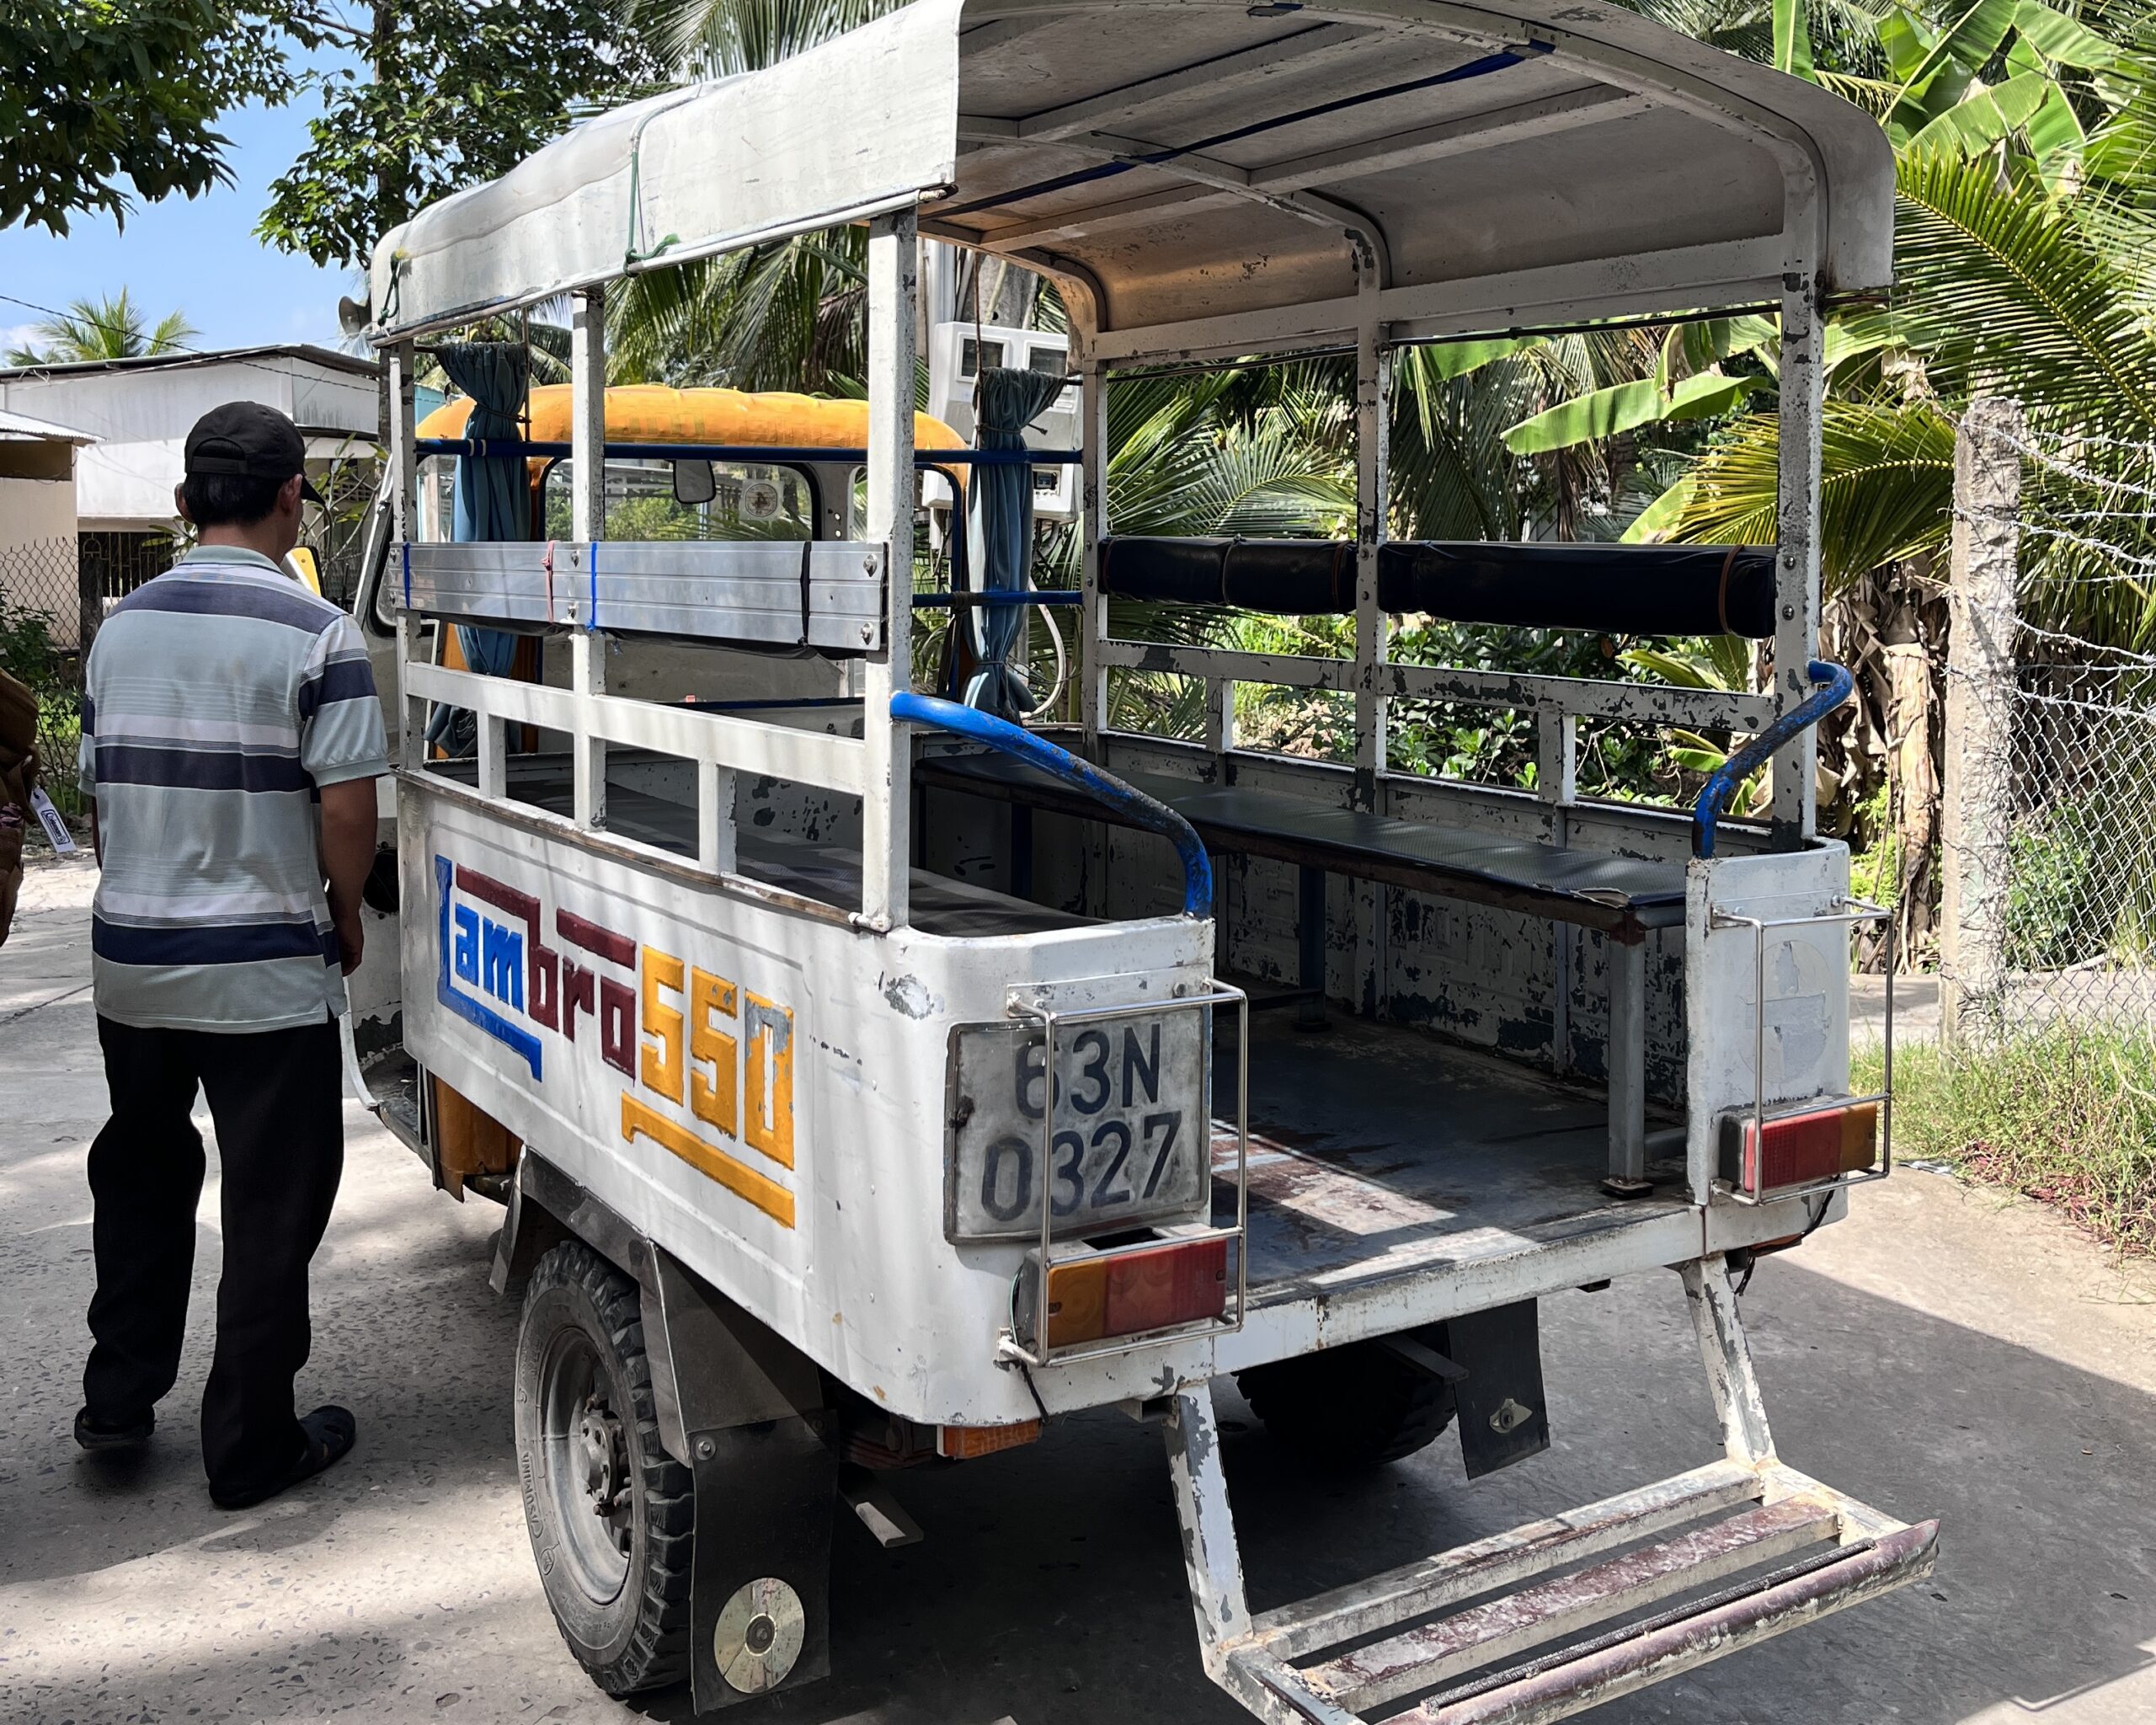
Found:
[0,467,81,644]
[0,351,377,532]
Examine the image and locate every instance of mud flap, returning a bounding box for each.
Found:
[689,1419,835,1711]
[1449,1298,1550,1480]
[638,1248,836,1714]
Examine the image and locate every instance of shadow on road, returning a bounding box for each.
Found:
[3,1072,2151,1722]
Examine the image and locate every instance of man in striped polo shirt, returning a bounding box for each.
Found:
[75,402,387,1510]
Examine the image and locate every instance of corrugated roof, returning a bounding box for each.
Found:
[0,406,99,443]
[0,343,377,382]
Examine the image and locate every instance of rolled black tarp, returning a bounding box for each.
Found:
[1097,535,1357,614]
[1095,536,1778,638]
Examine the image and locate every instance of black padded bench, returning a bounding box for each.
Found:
[915,748,1688,1191]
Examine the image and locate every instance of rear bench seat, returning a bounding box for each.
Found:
[915,748,1687,1194]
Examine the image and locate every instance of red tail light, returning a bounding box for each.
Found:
[1043,1237,1229,1349]
[1721,1101,1879,1196]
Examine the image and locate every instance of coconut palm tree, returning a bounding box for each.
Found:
[4,289,198,365]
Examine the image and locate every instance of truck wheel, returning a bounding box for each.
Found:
[1235,1338,1455,1469]
[515,1241,694,1695]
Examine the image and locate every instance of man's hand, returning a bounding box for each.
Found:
[318,777,381,979]
[334,905,365,976]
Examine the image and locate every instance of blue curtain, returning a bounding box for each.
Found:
[424,342,527,748]
[962,366,1069,719]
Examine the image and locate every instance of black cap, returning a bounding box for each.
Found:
[183,401,324,505]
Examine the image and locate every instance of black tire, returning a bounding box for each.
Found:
[1236,1337,1455,1469]
[515,1241,695,1695]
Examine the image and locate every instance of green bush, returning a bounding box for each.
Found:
[2005,803,2104,971]
[0,596,84,817]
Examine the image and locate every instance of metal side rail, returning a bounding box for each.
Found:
[1164,1258,1937,1725]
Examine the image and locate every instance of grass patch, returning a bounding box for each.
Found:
[1856,1026,2156,1255]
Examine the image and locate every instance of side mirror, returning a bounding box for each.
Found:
[673,459,717,506]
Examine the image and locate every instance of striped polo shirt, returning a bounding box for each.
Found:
[79,546,389,1032]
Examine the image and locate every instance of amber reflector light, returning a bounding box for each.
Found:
[1044,1238,1228,1348]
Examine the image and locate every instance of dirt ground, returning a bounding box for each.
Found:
[5,856,2154,1724]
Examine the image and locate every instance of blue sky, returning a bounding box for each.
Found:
[0,74,360,360]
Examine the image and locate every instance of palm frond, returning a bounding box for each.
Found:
[1673,400,1959,591]
[1894,150,2156,433]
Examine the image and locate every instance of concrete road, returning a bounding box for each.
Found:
[5,857,2154,1725]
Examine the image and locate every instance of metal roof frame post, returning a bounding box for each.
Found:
[570,286,609,833]
[861,206,918,933]
[1077,345,1108,752]
[1771,226,1826,846]
[1076,341,1112,919]
[1353,268,1391,1017]
[389,341,425,778]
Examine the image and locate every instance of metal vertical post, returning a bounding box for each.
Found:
[1077,346,1109,750]
[1940,397,2024,1045]
[1681,1257,1775,1465]
[1538,710,1578,1072]
[1770,275,1824,846]
[388,341,424,776]
[1077,341,1111,916]
[860,206,917,932]
[1603,938,1648,1193]
[1534,710,1577,809]
[1204,677,1235,755]
[570,286,607,831]
[1353,277,1390,1016]
[697,760,738,874]
[1162,1386,1251,1679]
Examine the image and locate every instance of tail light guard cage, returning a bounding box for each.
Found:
[1707,895,1893,1208]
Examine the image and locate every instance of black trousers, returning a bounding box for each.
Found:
[83,1013,344,1497]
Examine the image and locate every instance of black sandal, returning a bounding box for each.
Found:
[75,1407,154,1452]
[211,1405,357,1509]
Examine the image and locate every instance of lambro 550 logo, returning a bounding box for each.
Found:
[434,856,798,1228]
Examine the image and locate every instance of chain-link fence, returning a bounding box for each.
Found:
[1942,405,2156,1041]
[0,537,91,820]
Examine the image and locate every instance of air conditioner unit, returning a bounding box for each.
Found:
[926,321,1078,523]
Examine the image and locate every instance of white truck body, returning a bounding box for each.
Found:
[354,4,1932,1717]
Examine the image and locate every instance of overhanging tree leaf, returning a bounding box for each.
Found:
[1889,0,2022,122]
[2014,0,2116,69]
[1620,473,1696,543]
[1905,67,2052,154]
[0,0,317,234]
[1894,149,2156,433]
[1672,401,1959,592]
[1427,337,1530,381]
[1774,0,1815,77]
[1663,371,1769,422]
[1502,378,1665,454]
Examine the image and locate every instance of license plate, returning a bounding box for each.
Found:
[945,1009,1211,1242]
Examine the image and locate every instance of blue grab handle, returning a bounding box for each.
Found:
[891,691,1214,918]
[1692,660,1854,859]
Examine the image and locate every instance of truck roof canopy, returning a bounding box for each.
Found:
[369,0,1892,357]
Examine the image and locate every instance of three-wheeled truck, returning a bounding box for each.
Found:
[346,2,1930,1717]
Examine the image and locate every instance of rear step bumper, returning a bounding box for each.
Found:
[1220,1459,1936,1725]
[1166,1258,1937,1725]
